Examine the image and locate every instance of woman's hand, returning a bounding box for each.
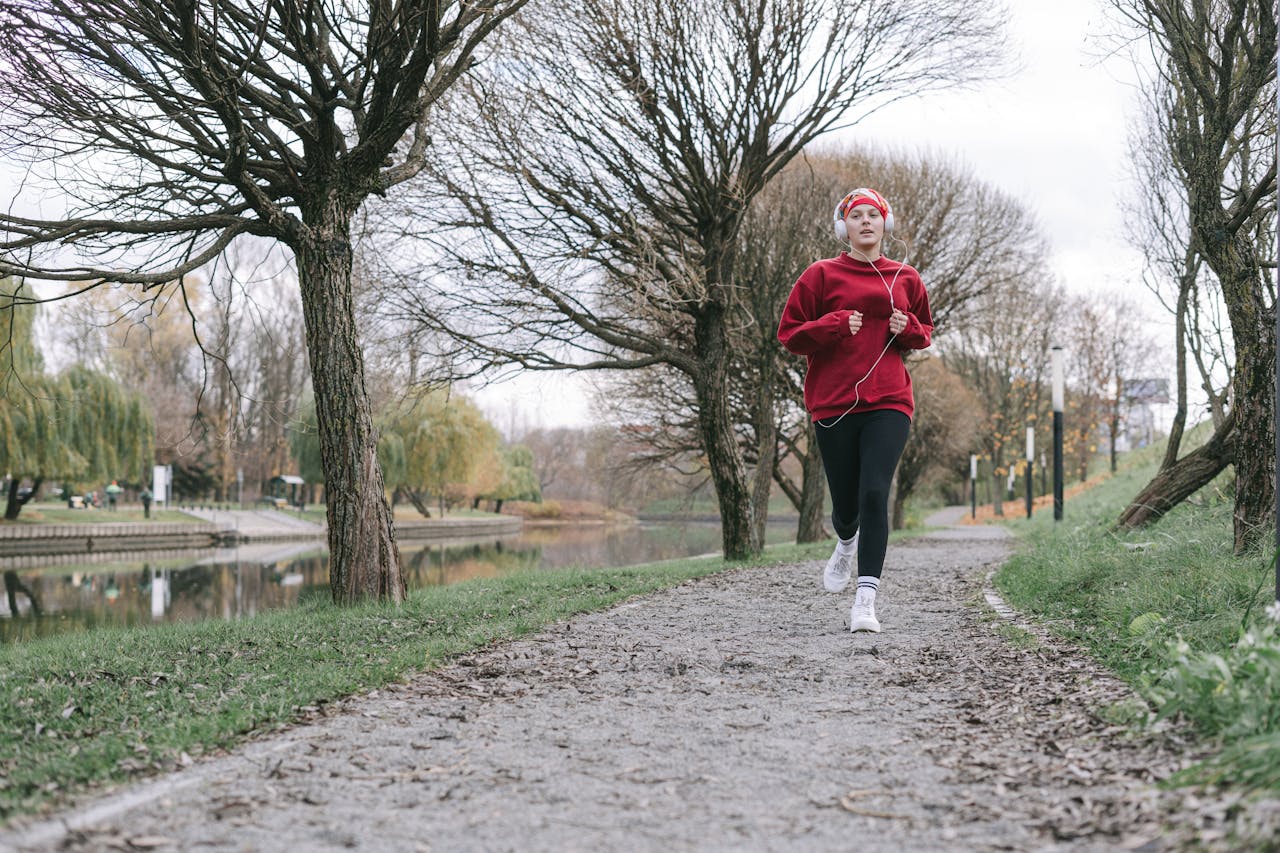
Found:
[889,309,908,335]
[848,311,863,337]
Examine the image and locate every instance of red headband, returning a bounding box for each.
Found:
[838,188,889,220]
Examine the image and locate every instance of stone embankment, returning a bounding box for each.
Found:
[0,523,218,557]
[0,511,522,558]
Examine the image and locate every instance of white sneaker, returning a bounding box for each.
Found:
[850,588,881,633]
[823,537,856,592]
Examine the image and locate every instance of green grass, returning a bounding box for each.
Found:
[995,446,1273,682]
[2,504,201,525]
[0,538,834,822]
[994,428,1280,791]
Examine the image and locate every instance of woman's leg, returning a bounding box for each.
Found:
[813,415,864,540]
[854,410,911,579]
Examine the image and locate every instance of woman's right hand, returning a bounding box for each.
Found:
[847,311,863,337]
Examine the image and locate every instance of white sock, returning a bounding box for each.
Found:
[855,576,879,602]
[836,534,857,554]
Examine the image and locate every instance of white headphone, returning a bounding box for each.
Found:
[833,188,894,242]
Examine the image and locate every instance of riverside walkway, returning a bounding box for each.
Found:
[4,514,1275,851]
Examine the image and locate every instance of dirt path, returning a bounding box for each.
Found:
[3,521,1275,851]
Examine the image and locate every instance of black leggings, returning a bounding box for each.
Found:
[813,409,911,579]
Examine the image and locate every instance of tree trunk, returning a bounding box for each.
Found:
[1109,416,1118,473]
[4,477,40,521]
[4,479,19,521]
[404,489,433,518]
[4,570,40,617]
[1162,257,1193,470]
[1108,372,1121,473]
[1196,203,1276,552]
[1224,280,1275,552]
[991,469,1004,517]
[296,201,405,604]
[796,421,827,542]
[692,304,758,560]
[750,366,777,549]
[1117,410,1235,529]
[772,421,826,543]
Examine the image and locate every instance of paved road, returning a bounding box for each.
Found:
[182,508,324,539]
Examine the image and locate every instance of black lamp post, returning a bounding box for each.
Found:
[1053,346,1065,522]
[1025,427,1034,519]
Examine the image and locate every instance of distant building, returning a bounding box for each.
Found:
[1119,378,1170,449]
[1122,378,1170,404]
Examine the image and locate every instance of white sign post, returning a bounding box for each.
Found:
[152,465,172,504]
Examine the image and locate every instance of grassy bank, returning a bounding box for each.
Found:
[0,539,833,822]
[1,504,200,525]
[995,435,1278,790]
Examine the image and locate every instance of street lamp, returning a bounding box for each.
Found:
[1052,346,1065,521]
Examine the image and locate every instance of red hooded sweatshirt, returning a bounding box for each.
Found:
[777,253,933,422]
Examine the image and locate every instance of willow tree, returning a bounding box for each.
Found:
[378,391,501,518]
[0,280,154,518]
[0,279,76,517]
[481,444,541,513]
[0,0,528,602]
[386,0,1006,559]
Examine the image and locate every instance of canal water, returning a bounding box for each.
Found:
[0,522,797,642]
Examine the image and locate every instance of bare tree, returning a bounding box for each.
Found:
[238,271,310,496]
[1056,294,1157,480]
[891,355,980,528]
[518,427,580,495]
[1125,82,1233,468]
[941,276,1063,516]
[384,0,1006,559]
[1110,0,1276,550]
[53,282,208,469]
[52,241,313,504]
[0,0,529,602]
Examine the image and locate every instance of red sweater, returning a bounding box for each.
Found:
[777,253,933,421]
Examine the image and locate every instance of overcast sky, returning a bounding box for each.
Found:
[851,0,1149,299]
[0,2,1165,434]
[476,0,1164,432]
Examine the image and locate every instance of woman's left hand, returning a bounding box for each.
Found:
[889,309,908,335]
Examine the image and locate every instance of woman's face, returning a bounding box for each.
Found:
[844,203,885,255]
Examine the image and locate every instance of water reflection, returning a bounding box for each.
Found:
[0,522,789,642]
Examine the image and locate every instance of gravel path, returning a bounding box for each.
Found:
[3,520,1276,852]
